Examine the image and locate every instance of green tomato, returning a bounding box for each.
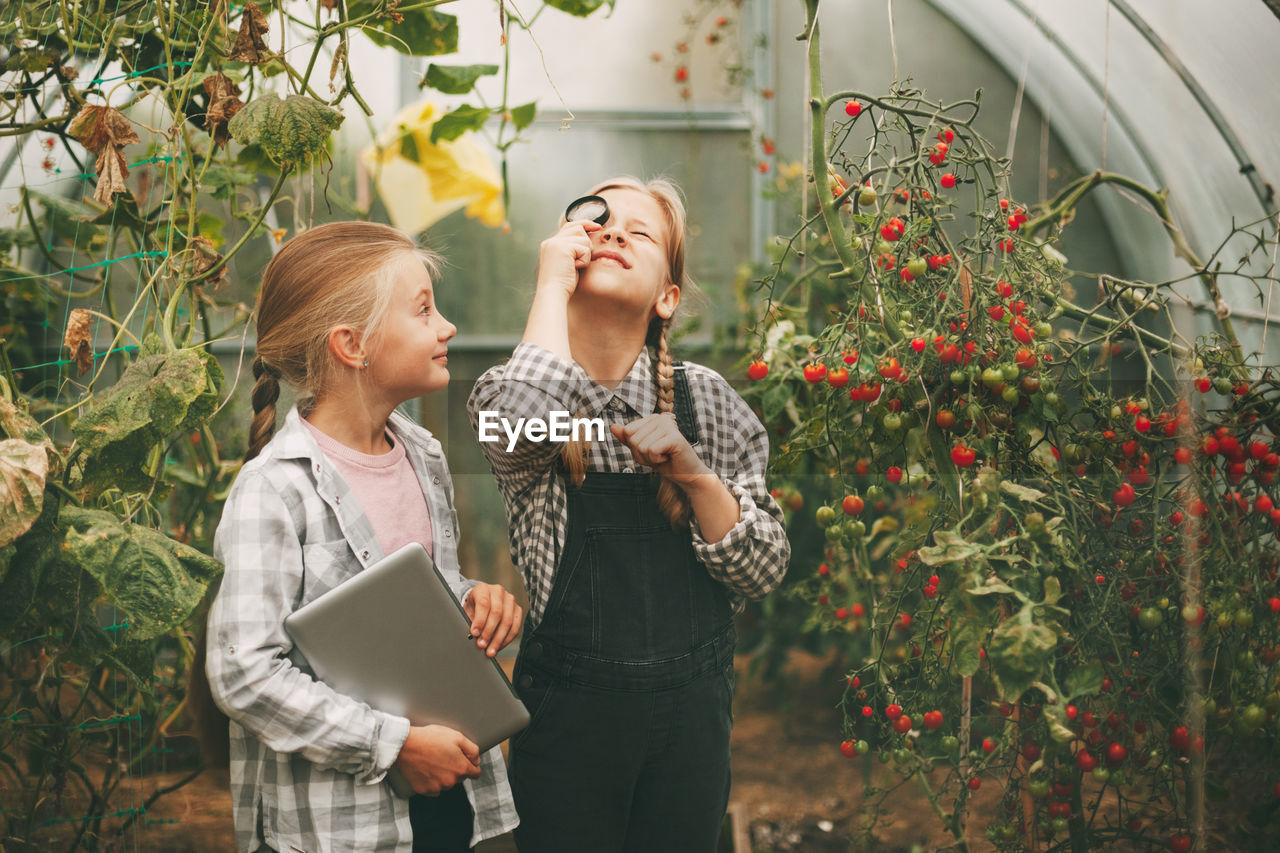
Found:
[1044,391,1061,408]
[1110,404,1123,419]
[1051,818,1069,833]
[1002,385,1021,404]
[882,412,903,431]
[893,748,912,765]
[1235,608,1255,629]
[816,506,837,526]
[844,519,866,538]
[855,738,870,755]
[1001,363,1020,382]
[1092,766,1111,783]
[940,735,959,753]
[1035,321,1053,339]
[1028,779,1051,798]
[1213,376,1233,395]
[982,367,1004,389]
[1138,607,1163,630]
[866,484,885,501]
[899,309,914,323]
[875,238,893,256]
[825,524,844,542]
[950,369,968,385]
[1239,704,1267,733]
[859,186,878,206]
[906,257,928,278]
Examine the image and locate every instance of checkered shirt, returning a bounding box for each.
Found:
[467,342,791,630]
[206,406,519,853]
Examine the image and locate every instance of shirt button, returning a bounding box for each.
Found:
[622,467,633,474]
[313,463,321,475]
[444,529,452,538]
[360,549,370,561]
[334,496,341,505]
[433,477,441,485]
[518,674,533,688]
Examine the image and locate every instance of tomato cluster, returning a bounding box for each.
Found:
[743,90,1280,850]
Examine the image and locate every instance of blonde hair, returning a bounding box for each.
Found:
[246,221,439,461]
[559,176,695,528]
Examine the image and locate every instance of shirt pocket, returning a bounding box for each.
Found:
[300,539,358,601]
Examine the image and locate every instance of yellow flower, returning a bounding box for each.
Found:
[360,99,505,233]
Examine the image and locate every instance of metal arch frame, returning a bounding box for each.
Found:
[1109,0,1276,216]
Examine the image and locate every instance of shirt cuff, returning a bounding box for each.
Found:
[363,710,411,785]
[689,479,756,568]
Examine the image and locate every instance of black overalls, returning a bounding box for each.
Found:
[509,366,736,853]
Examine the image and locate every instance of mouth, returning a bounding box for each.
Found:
[591,250,630,269]
[434,350,448,362]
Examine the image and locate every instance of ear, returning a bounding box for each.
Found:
[327,327,366,370]
[654,280,681,320]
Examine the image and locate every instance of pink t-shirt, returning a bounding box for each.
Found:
[303,419,433,559]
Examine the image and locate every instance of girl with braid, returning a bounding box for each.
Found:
[468,177,791,852]
[204,221,522,852]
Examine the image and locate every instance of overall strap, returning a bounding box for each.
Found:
[671,361,701,446]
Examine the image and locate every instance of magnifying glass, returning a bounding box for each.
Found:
[565,195,610,226]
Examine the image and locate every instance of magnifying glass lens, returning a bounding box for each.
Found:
[565,195,610,226]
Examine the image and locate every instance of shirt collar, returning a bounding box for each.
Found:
[605,348,658,417]
[272,406,441,463]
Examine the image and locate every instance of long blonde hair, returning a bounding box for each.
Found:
[558,176,696,528]
[246,221,439,461]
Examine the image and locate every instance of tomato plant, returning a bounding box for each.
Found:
[741,2,1280,849]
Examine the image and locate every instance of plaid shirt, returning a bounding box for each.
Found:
[467,342,790,630]
[206,407,519,853]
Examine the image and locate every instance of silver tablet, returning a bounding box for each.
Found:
[284,542,529,796]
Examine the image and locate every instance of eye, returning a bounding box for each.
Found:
[419,303,432,316]
[631,230,650,240]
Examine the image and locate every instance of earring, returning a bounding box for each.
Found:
[362,358,369,369]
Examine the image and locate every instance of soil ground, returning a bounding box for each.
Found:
[19,651,996,852]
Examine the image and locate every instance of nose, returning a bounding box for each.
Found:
[600,226,627,246]
[440,315,457,341]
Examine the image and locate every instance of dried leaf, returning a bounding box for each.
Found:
[68,105,140,157]
[190,236,224,286]
[229,2,270,64]
[321,0,337,9]
[69,105,140,206]
[64,308,94,376]
[93,146,130,206]
[0,438,48,548]
[203,72,244,147]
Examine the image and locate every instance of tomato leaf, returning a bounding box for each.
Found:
[1063,660,1103,699]
[422,63,498,95]
[1000,481,1048,502]
[918,529,980,566]
[429,104,492,143]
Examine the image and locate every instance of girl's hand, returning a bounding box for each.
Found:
[610,413,712,490]
[394,724,482,796]
[536,220,601,297]
[463,583,523,657]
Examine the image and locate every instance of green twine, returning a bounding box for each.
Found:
[15,344,139,373]
[90,62,193,86]
[78,714,142,731]
[3,249,167,283]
